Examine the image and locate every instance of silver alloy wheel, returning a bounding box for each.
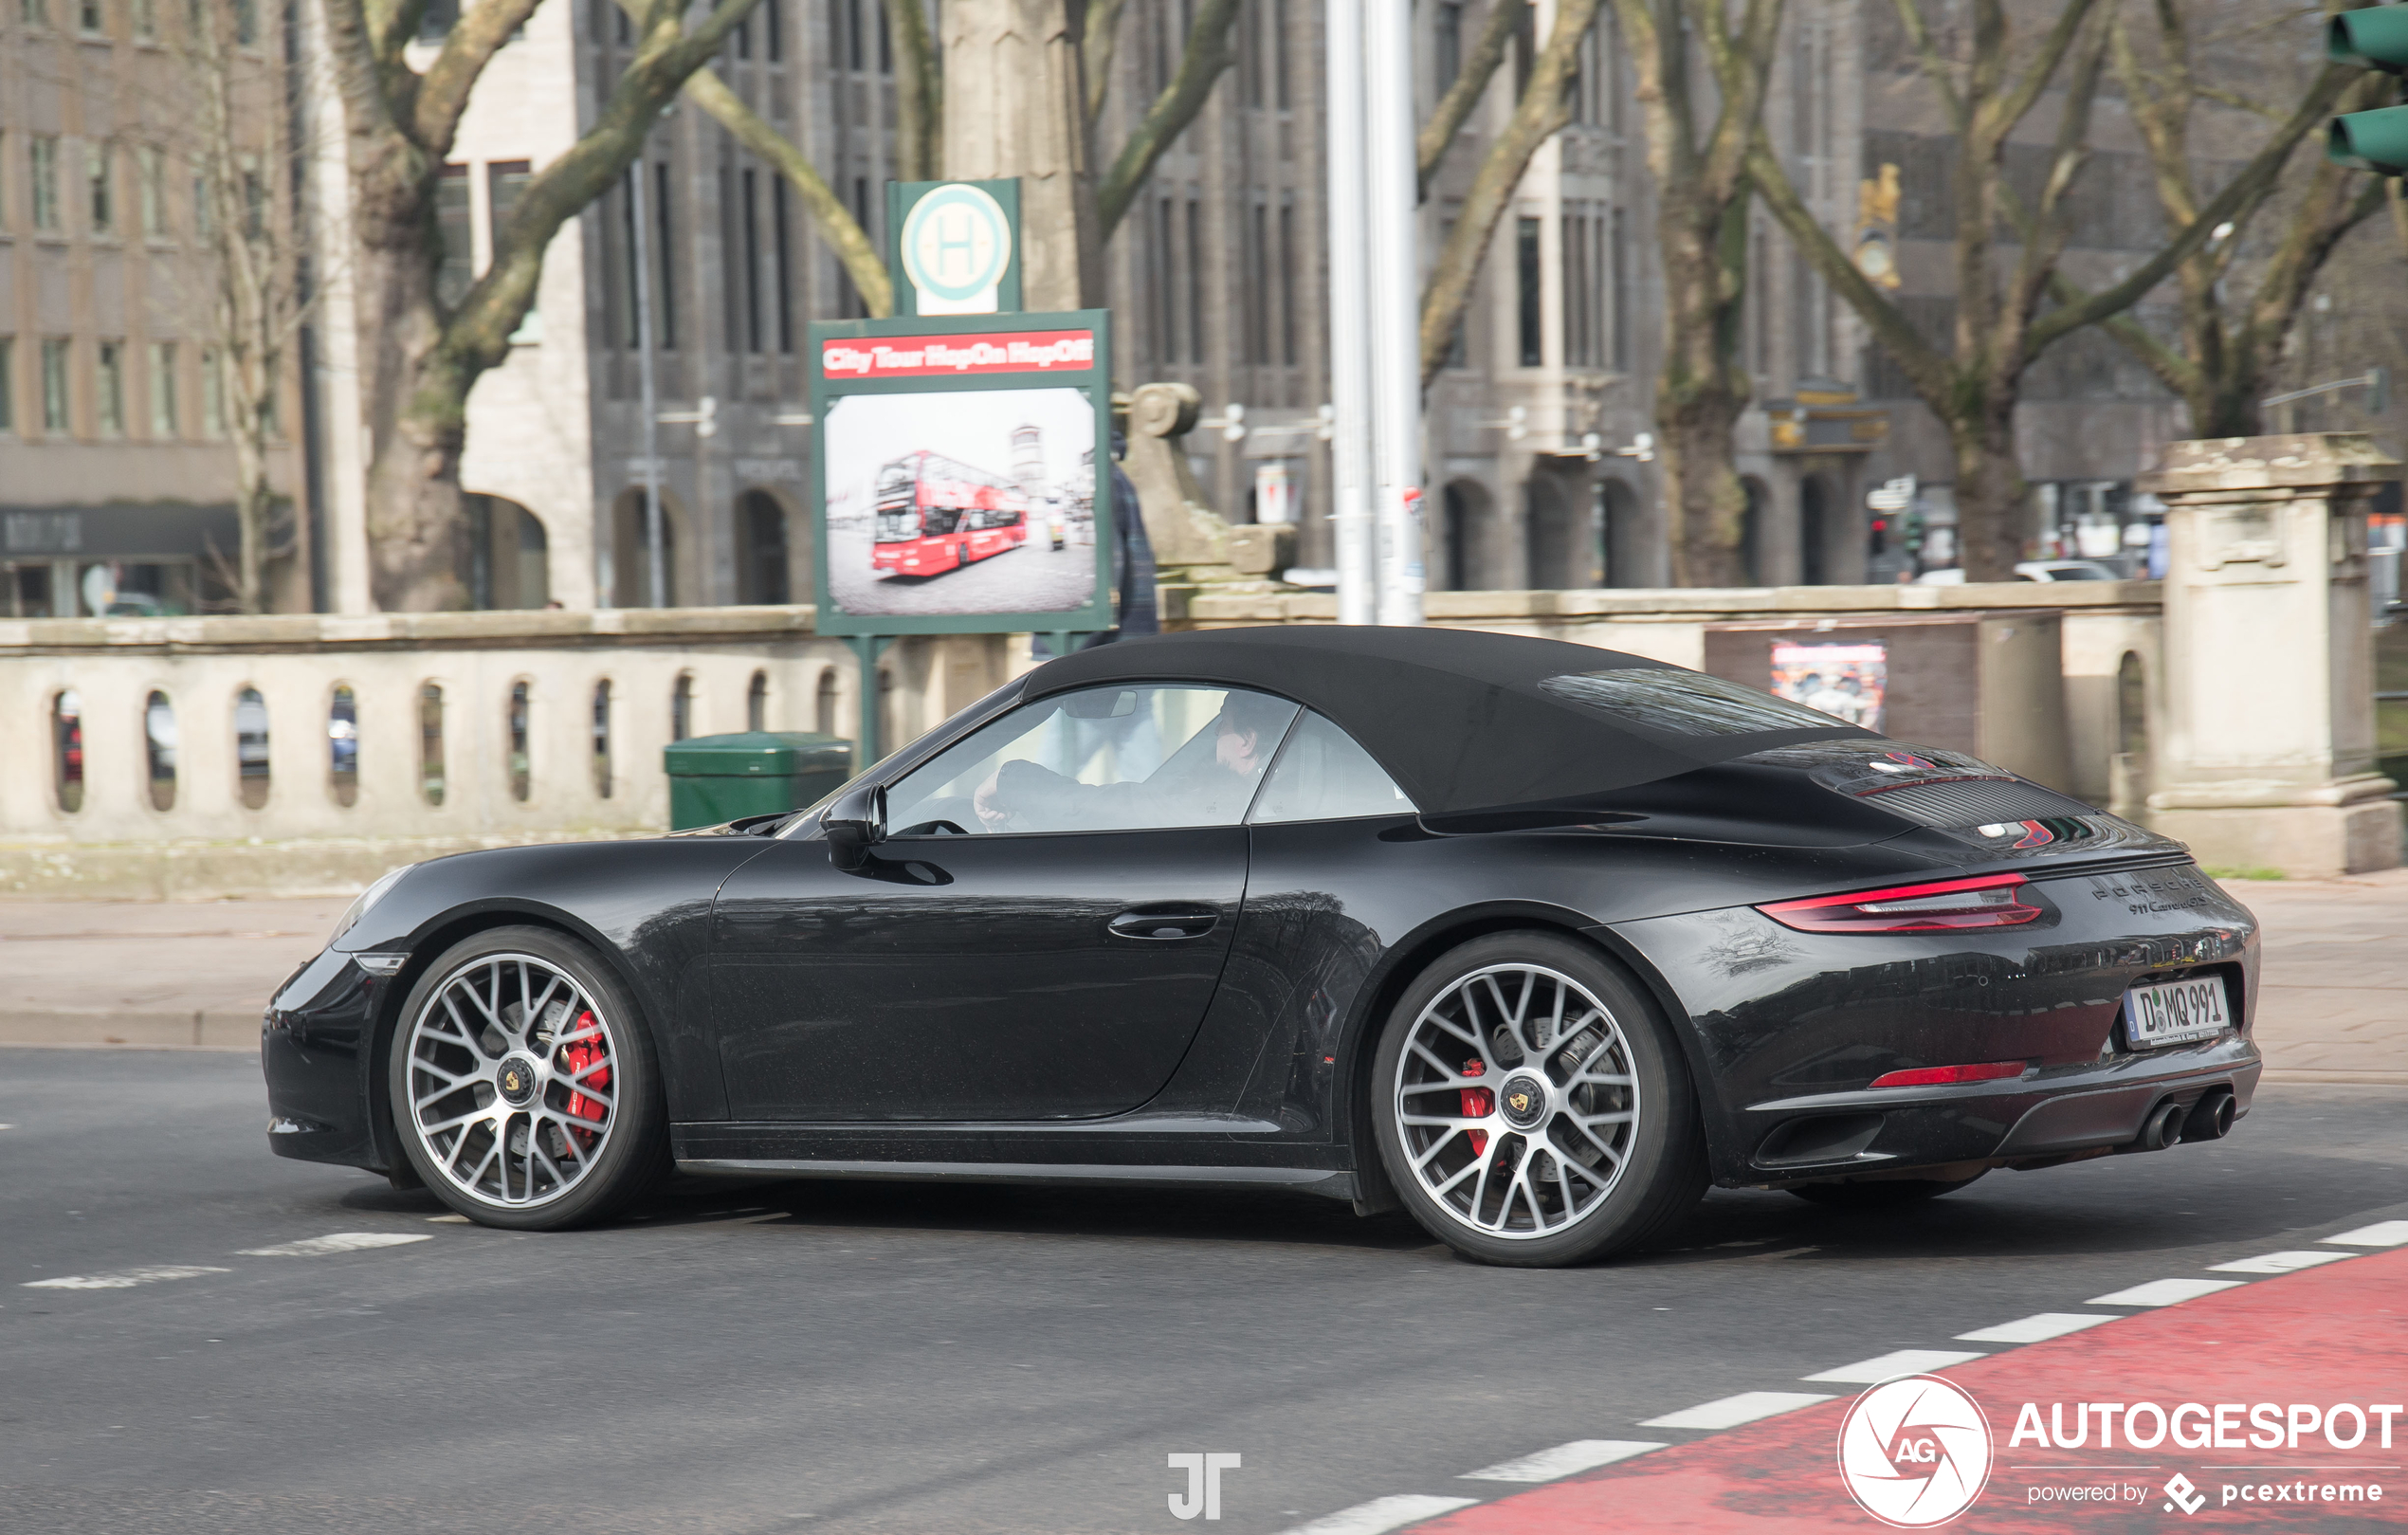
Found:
[402,953,619,1210]
[1392,962,1641,1240]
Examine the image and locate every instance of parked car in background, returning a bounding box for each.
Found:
[1917,560,2124,585]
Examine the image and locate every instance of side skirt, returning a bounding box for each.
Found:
[676,1158,1359,1201]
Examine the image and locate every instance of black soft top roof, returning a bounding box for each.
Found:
[1026,625,1869,813]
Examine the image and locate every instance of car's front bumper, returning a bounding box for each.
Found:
[262,945,404,1173]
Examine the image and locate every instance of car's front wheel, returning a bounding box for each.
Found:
[388,926,666,1230]
[1371,932,1706,1267]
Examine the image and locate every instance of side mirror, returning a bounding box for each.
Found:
[823,783,885,870]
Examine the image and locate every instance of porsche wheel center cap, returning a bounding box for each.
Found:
[1498,1073,1549,1129]
[497,1055,540,1106]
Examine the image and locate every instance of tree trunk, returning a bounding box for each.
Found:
[1951,390,2027,582]
[1654,190,1750,587]
[942,0,1102,309]
[352,224,471,611]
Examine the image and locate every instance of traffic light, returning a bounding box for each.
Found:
[2328,6,2408,175]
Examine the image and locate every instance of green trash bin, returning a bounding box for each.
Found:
[664,732,853,831]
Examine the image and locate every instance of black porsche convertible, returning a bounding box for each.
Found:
[264,626,2260,1267]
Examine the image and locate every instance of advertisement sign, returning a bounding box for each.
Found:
[809,310,1115,637]
[1253,461,1293,525]
[1772,640,1888,733]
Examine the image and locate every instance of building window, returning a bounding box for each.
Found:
[1272,0,1289,107]
[31,137,61,230]
[1248,202,1268,365]
[232,0,256,45]
[741,166,762,353]
[24,0,50,26]
[88,142,112,233]
[1154,197,1177,366]
[97,340,124,435]
[435,165,472,307]
[1517,215,1543,368]
[654,162,678,347]
[1611,207,1630,372]
[764,0,781,60]
[201,346,225,436]
[131,0,152,39]
[41,338,71,434]
[241,156,265,239]
[149,341,177,437]
[78,0,100,32]
[1436,1,1463,90]
[772,176,794,353]
[1186,197,1204,366]
[0,338,13,432]
[1279,201,1297,366]
[1571,9,1607,124]
[138,145,165,236]
[192,172,212,237]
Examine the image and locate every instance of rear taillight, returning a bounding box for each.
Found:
[1867,1060,2029,1088]
[1758,872,2042,933]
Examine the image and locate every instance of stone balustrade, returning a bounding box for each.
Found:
[0,609,1013,899]
[1,583,2170,897]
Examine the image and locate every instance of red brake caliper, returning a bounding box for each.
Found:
[561,1010,610,1155]
[1460,1059,1491,1157]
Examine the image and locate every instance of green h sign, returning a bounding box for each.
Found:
[885,179,1024,317]
[2328,6,2408,174]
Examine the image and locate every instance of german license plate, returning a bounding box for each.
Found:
[2124,977,2232,1049]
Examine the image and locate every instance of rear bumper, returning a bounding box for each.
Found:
[1732,1036,2261,1183]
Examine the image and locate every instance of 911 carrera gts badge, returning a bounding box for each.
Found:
[1498,1074,1548,1129]
[497,1056,539,1106]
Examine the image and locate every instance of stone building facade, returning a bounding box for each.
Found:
[289,0,2231,614]
[0,0,309,618]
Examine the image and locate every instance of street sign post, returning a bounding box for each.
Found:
[885,180,1025,316]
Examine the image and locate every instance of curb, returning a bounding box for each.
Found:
[0,1011,265,1050]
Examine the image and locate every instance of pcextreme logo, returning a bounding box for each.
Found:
[1838,1375,1995,1527]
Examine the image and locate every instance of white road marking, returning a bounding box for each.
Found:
[25,1265,231,1290]
[1271,1495,1478,1535]
[2086,1277,2245,1307]
[237,1233,433,1256]
[427,1215,470,1223]
[1802,1349,1985,1383]
[1640,1391,1834,1431]
[1460,1439,1667,1482]
[1955,1312,2119,1343]
[2207,1250,2356,1275]
[2323,1220,2408,1248]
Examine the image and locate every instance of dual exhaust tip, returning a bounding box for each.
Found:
[2138,1087,2237,1151]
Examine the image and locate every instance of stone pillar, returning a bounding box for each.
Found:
[940,0,1103,309]
[1122,383,1292,620]
[2135,433,2401,876]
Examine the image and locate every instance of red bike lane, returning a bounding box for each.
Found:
[1412,1245,2407,1533]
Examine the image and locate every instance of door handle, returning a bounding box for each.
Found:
[1108,908,1220,941]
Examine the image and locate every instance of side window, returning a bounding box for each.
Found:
[1250,711,1416,823]
[883,684,1300,836]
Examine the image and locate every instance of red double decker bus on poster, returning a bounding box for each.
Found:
[871,449,1031,576]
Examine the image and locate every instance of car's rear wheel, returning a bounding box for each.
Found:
[388,926,666,1230]
[1371,932,1706,1267]
[1788,1171,1987,1208]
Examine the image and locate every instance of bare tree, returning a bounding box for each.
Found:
[1749,0,2336,579]
[169,0,318,612]
[1601,0,1785,586]
[2082,2,2380,437]
[325,0,758,611]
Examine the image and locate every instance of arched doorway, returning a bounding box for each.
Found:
[1740,477,1769,585]
[1600,478,1644,587]
[1524,475,1588,589]
[1800,474,1833,585]
[463,495,550,609]
[611,488,683,608]
[1440,480,1491,591]
[736,489,794,605]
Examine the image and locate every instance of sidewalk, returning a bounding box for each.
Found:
[0,873,2400,1080]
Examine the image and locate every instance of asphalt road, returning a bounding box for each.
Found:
[824,521,1098,620]
[2,1049,2401,1535]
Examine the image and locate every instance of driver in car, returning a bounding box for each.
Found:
[972,692,1290,832]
